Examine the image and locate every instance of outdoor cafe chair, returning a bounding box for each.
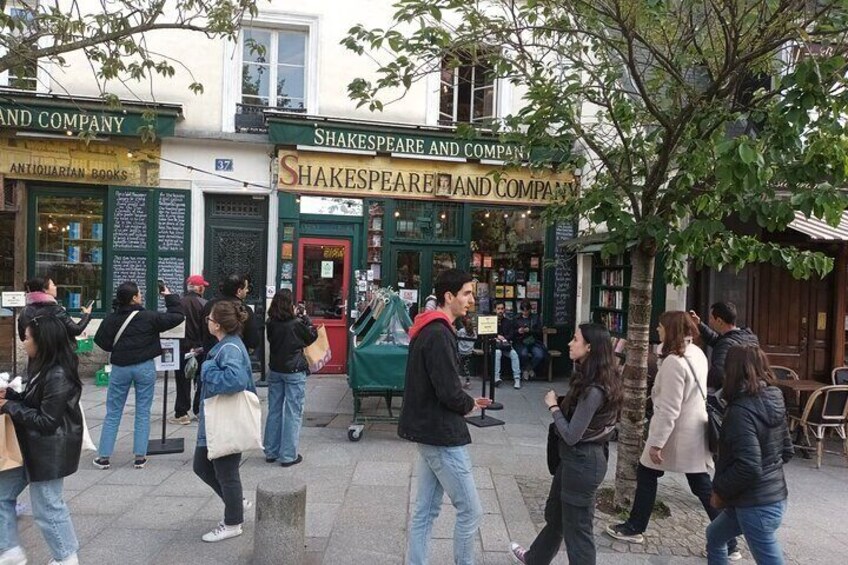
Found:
[788,385,848,469]
[831,366,848,386]
[771,365,800,380]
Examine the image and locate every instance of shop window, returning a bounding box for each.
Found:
[299,196,363,216]
[439,51,496,126]
[393,201,462,241]
[1,6,38,90]
[470,209,544,314]
[33,194,105,310]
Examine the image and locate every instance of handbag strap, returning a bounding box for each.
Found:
[113,310,139,348]
[681,355,707,402]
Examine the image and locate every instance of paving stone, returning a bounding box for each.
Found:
[306,502,341,538]
[351,460,411,487]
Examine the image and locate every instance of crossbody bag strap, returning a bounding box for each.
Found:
[110,310,139,356]
[681,355,707,402]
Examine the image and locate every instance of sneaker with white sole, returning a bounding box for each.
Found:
[92,457,110,470]
[47,554,78,565]
[0,546,27,565]
[202,523,243,542]
[509,542,527,564]
[514,378,521,389]
[702,548,743,560]
[168,415,192,425]
[606,522,644,543]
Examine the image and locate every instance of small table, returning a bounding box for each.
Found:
[772,379,827,394]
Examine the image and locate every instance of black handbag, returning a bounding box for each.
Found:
[683,357,722,454]
[546,423,559,475]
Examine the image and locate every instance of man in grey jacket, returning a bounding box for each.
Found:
[690,302,759,391]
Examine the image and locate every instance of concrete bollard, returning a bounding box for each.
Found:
[253,479,307,565]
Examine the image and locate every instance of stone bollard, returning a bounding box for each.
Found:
[253,479,307,565]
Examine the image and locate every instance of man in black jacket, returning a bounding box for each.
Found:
[169,274,208,425]
[399,269,489,565]
[493,301,521,389]
[690,302,759,391]
[193,273,260,416]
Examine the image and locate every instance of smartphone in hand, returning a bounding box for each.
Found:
[85,300,95,309]
[157,278,166,293]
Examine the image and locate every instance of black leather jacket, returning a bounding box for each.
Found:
[712,384,793,507]
[94,295,184,366]
[18,302,91,342]
[1,365,83,482]
[267,316,318,373]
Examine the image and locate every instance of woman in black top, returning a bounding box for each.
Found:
[0,315,84,564]
[509,323,622,565]
[263,289,317,466]
[93,281,183,470]
[17,275,92,343]
[706,345,793,564]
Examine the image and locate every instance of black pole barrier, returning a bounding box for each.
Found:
[467,335,504,428]
[147,369,185,455]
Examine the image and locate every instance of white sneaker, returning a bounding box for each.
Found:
[47,554,77,565]
[0,546,27,565]
[514,379,521,389]
[202,523,243,542]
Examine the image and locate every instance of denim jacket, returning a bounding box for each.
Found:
[197,334,256,447]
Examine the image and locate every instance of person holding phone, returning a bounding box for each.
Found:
[509,323,622,565]
[18,275,92,346]
[399,269,490,565]
[93,280,184,470]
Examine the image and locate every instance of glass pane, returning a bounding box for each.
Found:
[439,67,455,124]
[242,62,270,100]
[396,251,421,292]
[35,195,105,311]
[0,215,13,292]
[278,31,306,65]
[301,244,346,319]
[432,252,457,285]
[472,85,495,121]
[243,29,271,63]
[277,64,305,102]
[299,197,362,216]
[434,203,462,240]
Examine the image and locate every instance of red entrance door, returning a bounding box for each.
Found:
[296,238,351,374]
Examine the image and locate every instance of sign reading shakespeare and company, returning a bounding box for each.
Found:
[277,150,574,206]
[0,101,177,137]
[268,119,539,162]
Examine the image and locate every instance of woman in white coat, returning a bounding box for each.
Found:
[606,311,741,560]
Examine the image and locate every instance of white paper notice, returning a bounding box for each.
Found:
[321,261,334,278]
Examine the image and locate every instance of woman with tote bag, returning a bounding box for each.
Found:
[193,300,257,543]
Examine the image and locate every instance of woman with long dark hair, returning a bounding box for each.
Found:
[194,300,256,542]
[18,275,92,343]
[606,311,740,559]
[706,345,792,564]
[264,289,317,466]
[0,316,83,565]
[93,281,183,470]
[509,323,622,565]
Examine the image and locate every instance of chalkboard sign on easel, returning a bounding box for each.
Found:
[113,191,148,250]
[552,222,577,328]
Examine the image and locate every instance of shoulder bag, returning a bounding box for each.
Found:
[304,325,332,373]
[682,356,722,454]
[107,310,139,364]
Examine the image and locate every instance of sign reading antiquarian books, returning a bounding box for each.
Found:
[277,151,574,207]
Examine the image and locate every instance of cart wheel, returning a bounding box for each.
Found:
[348,428,363,442]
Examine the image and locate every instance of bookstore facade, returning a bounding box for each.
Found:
[269,116,579,373]
[0,93,187,369]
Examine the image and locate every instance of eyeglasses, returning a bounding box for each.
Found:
[205,316,217,324]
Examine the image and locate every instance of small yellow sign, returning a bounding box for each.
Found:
[477,315,498,335]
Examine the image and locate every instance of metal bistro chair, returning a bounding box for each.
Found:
[788,385,848,469]
[831,366,848,385]
[771,365,800,381]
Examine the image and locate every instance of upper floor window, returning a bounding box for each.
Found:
[1,5,38,90]
[439,52,496,126]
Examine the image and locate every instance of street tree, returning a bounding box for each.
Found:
[0,0,259,138]
[344,0,848,505]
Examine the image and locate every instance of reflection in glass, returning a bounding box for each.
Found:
[301,244,346,319]
[299,197,362,216]
[396,251,421,291]
[35,195,105,311]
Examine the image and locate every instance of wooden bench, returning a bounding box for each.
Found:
[542,327,563,382]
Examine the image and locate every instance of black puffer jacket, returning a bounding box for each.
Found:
[201,295,261,354]
[398,312,475,446]
[18,301,91,342]
[712,384,793,507]
[699,323,760,389]
[94,294,184,366]
[267,316,318,373]
[1,365,83,482]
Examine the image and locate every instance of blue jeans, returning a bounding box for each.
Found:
[98,359,157,457]
[516,343,546,372]
[0,467,79,560]
[263,370,307,463]
[706,500,787,565]
[494,348,520,380]
[408,444,483,565]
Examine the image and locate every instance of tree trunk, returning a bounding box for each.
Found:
[613,245,655,509]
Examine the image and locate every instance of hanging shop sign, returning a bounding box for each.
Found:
[0,100,178,137]
[277,150,574,206]
[0,137,160,186]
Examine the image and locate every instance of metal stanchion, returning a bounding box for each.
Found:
[147,370,185,455]
[466,334,504,428]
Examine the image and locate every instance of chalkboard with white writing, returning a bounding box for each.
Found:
[112,255,147,299]
[156,256,186,310]
[113,191,148,250]
[157,191,187,252]
[552,222,577,327]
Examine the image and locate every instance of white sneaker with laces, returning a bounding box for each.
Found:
[202,523,243,542]
[0,546,27,565]
[514,378,521,389]
[729,550,743,561]
[509,542,527,564]
[47,553,78,565]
